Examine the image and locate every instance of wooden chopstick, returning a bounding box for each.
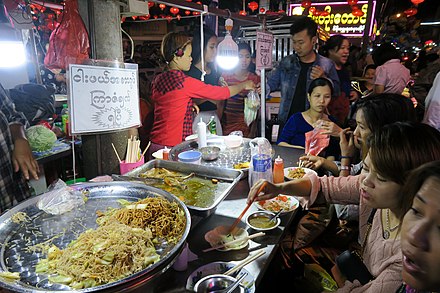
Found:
[141,141,151,158]
[202,232,265,253]
[229,182,267,233]
[111,143,122,163]
[224,249,266,276]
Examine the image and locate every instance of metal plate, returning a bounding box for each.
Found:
[0,182,191,292]
[124,160,243,217]
[169,138,252,173]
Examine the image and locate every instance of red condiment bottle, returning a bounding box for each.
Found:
[273,155,284,184]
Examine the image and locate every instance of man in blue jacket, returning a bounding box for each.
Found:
[267,17,340,130]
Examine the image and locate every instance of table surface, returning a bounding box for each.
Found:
[135,145,305,292]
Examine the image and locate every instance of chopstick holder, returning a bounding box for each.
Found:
[202,232,265,253]
[224,250,266,276]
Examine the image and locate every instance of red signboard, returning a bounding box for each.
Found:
[288,1,376,38]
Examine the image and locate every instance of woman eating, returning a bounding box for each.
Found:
[300,94,416,177]
[277,77,340,158]
[398,161,440,293]
[148,32,254,156]
[248,122,440,292]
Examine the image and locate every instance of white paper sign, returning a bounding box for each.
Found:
[256,31,274,70]
[69,64,140,134]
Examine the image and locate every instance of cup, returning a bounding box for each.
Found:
[119,156,144,175]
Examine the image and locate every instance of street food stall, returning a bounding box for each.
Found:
[1,0,438,291]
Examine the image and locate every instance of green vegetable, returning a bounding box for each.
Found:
[48,275,72,284]
[0,271,20,279]
[26,125,57,152]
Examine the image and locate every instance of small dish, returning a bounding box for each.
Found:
[186,262,255,293]
[194,274,244,293]
[204,226,249,251]
[246,211,281,231]
[185,133,214,141]
[152,149,163,159]
[178,151,202,164]
[223,135,243,148]
[254,195,299,214]
[200,146,221,161]
[283,167,317,181]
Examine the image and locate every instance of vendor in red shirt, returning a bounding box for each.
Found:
[149,32,254,156]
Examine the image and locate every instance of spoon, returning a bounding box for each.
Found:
[269,209,283,222]
[212,272,248,293]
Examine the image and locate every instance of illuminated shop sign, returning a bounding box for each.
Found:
[288,1,376,38]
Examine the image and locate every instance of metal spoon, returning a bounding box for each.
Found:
[269,209,283,222]
[212,272,248,293]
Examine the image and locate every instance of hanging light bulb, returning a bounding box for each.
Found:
[216,18,239,70]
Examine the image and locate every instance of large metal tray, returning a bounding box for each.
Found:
[169,138,252,176]
[124,160,243,217]
[0,182,191,292]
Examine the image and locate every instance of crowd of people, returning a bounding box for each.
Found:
[0,13,439,293]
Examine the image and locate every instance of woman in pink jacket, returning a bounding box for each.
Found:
[247,122,440,292]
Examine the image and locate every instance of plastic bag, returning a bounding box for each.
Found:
[37,179,85,215]
[304,263,338,292]
[44,0,90,70]
[244,90,260,126]
[305,121,330,156]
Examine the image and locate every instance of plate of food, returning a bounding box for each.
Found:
[254,195,300,214]
[283,167,317,181]
[204,226,249,251]
[186,261,255,293]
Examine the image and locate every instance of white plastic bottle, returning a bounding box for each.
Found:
[197,118,207,148]
[248,137,273,187]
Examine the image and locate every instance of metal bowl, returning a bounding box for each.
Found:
[246,211,281,231]
[194,274,244,293]
[199,146,221,161]
[0,182,191,292]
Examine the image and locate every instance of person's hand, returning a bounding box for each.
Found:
[255,83,262,94]
[12,138,39,180]
[310,65,324,79]
[299,155,325,171]
[340,128,355,157]
[247,179,280,204]
[219,76,228,87]
[316,119,342,137]
[243,80,255,90]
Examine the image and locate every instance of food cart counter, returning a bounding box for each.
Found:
[134,145,304,292]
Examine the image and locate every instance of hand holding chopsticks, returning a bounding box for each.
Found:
[202,232,265,253]
[229,182,268,235]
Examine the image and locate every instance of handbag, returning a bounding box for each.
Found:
[335,209,376,285]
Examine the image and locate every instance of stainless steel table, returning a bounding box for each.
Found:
[134,145,305,292]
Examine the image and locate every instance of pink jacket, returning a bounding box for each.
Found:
[306,174,403,293]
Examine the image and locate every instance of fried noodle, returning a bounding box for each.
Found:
[36,197,186,289]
